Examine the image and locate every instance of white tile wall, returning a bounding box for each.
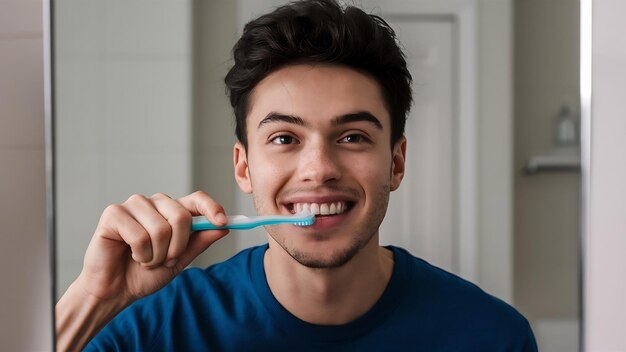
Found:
[102,150,191,200]
[55,1,193,298]
[56,148,102,292]
[102,60,190,152]
[103,0,190,57]
[185,0,239,268]
[54,0,102,59]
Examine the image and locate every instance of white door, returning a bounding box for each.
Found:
[378,18,457,274]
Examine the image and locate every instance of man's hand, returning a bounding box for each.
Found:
[56,191,229,351]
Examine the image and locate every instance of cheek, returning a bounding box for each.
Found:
[248,153,293,193]
[342,150,391,183]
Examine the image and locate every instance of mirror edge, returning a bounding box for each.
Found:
[43,0,57,349]
[579,0,592,350]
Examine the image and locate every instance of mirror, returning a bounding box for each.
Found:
[53,0,582,350]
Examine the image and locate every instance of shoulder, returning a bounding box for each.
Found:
[392,246,516,312]
[390,246,537,350]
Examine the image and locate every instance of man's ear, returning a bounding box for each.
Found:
[234,141,252,194]
[390,136,407,191]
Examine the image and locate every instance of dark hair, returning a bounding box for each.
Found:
[224,0,412,149]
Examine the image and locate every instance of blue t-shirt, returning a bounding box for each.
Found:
[86,245,537,351]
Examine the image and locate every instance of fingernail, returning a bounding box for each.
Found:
[165,259,178,268]
[216,213,227,224]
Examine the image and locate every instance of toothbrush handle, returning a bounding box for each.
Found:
[191,216,256,231]
[191,213,313,231]
[191,216,230,231]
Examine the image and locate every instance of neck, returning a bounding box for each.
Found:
[264,235,394,325]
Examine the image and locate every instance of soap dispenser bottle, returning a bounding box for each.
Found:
[554,105,578,147]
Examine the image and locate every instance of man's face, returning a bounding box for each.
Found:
[234,64,406,268]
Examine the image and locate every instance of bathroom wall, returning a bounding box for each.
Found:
[0,0,53,350]
[189,0,239,267]
[54,0,242,282]
[6,0,626,349]
[55,0,193,296]
[513,0,580,329]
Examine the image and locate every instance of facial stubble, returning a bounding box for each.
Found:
[254,182,390,270]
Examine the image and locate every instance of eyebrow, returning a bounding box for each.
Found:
[257,113,307,129]
[257,111,383,130]
[331,112,383,130]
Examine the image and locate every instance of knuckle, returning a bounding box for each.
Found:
[152,192,170,199]
[151,222,172,240]
[169,212,191,228]
[102,204,123,219]
[128,231,150,250]
[192,190,208,198]
[126,193,145,204]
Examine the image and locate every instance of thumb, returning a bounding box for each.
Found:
[175,229,230,268]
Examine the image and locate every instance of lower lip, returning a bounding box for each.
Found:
[305,211,350,231]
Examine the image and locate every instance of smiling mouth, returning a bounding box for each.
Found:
[288,201,353,216]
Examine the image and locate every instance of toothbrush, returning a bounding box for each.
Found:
[191,211,315,231]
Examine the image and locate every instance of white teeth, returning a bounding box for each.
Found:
[292,201,349,216]
[295,203,308,213]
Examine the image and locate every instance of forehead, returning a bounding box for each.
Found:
[247,64,390,129]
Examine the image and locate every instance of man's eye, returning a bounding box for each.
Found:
[270,135,297,145]
[339,134,370,143]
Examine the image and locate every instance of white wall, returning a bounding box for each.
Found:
[477,0,514,304]
[585,0,626,349]
[189,0,240,267]
[0,0,53,350]
[55,0,193,297]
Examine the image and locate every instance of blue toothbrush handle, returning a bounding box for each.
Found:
[190,213,314,231]
[191,215,262,231]
[191,217,236,231]
[191,222,226,231]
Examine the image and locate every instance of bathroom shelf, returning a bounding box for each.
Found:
[525,153,581,174]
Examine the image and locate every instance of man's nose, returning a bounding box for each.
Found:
[297,142,342,184]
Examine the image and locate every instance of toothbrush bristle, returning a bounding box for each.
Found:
[292,210,315,227]
[294,218,314,226]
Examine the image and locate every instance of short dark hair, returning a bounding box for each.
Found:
[224,0,412,149]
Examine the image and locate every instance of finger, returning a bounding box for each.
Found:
[176,229,230,269]
[150,193,192,267]
[123,194,172,267]
[98,203,153,263]
[177,191,228,226]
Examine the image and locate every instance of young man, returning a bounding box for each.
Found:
[56,0,537,350]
